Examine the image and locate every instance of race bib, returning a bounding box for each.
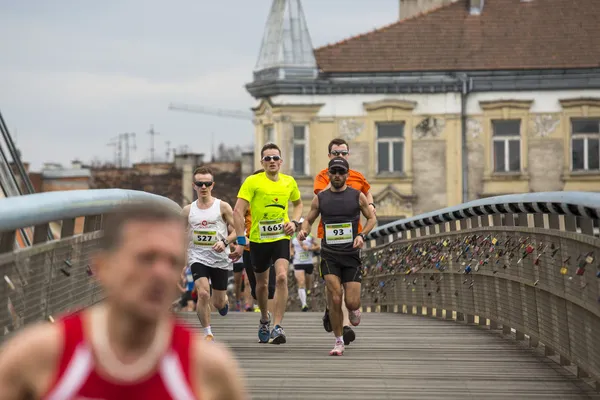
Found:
[325,223,353,245]
[298,251,310,262]
[186,274,194,283]
[259,219,285,240]
[193,230,217,246]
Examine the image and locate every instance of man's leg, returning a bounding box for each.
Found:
[272,258,289,327]
[305,264,314,296]
[321,258,344,356]
[340,289,356,345]
[269,239,291,344]
[210,268,230,317]
[267,263,276,312]
[343,282,362,326]
[194,277,213,339]
[251,242,274,343]
[243,250,258,311]
[233,263,243,311]
[294,267,308,311]
[341,258,363,328]
[321,268,332,333]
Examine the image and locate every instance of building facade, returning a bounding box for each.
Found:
[246,0,600,224]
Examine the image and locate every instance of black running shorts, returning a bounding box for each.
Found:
[249,239,290,273]
[294,263,314,275]
[244,249,276,300]
[190,263,229,291]
[319,251,362,284]
[233,261,245,273]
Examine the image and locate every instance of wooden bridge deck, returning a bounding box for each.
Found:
[178,311,600,400]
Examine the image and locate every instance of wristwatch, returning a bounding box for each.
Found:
[221,238,229,246]
[358,233,367,241]
[292,220,300,228]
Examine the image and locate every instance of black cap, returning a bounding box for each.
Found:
[328,157,349,172]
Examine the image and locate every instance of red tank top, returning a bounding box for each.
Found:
[42,312,199,400]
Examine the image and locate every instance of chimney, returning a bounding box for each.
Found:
[469,0,484,15]
[399,0,457,20]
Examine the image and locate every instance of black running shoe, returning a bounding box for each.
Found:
[343,325,356,345]
[322,308,332,332]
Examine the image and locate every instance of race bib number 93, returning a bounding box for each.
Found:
[325,223,353,245]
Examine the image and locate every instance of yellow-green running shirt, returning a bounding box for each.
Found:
[237,172,301,243]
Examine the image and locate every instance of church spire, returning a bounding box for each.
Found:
[252,0,317,82]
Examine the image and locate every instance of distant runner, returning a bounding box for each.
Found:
[290,219,320,311]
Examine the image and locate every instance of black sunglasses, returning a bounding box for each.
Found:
[330,150,349,156]
[328,168,347,175]
[194,181,213,188]
[262,155,281,162]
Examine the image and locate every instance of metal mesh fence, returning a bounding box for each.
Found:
[361,225,600,380]
[0,232,104,343]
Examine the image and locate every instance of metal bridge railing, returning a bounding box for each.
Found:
[361,191,600,386]
[0,189,181,342]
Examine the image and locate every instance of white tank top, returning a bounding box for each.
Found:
[292,235,314,265]
[187,199,232,270]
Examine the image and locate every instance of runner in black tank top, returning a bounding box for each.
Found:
[297,157,376,356]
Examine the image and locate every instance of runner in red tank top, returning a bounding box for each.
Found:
[0,203,247,400]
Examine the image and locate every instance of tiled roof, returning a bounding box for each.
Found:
[314,0,600,73]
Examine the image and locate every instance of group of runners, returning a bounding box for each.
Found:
[0,137,376,399]
[177,138,377,355]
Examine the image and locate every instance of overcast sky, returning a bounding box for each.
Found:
[0,0,398,171]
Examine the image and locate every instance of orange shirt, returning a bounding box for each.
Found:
[313,168,371,239]
[243,211,252,251]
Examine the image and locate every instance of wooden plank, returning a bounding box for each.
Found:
[177,312,599,399]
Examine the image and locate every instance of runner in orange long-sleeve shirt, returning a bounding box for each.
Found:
[313,138,376,346]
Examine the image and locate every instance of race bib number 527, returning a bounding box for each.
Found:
[193,230,217,246]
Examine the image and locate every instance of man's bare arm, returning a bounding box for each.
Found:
[182,204,192,232]
[300,196,320,234]
[358,192,376,236]
[0,323,61,400]
[290,199,303,223]
[233,199,249,238]
[221,202,238,244]
[194,338,248,400]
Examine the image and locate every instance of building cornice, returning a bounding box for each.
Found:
[245,68,600,98]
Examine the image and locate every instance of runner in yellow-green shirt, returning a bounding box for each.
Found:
[231,143,303,344]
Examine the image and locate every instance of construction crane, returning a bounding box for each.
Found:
[168,102,254,121]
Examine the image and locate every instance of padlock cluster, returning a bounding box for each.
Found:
[361,232,598,305]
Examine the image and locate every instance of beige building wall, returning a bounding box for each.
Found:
[251,91,600,226]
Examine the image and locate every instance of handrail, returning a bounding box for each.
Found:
[366,191,600,240]
[360,190,600,389]
[0,189,182,232]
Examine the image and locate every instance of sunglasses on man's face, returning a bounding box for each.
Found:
[330,150,349,156]
[194,181,213,188]
[328,168,347,175]
[262,155,281,162]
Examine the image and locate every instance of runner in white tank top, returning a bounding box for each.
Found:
[290,218,320,311]
[182,166,239,341]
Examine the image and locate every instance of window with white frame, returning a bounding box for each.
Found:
[376,122,404,174]
[571,119,600,172]
[263,125,274,144]
[292,124,309,176]
[492,119,521,173]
